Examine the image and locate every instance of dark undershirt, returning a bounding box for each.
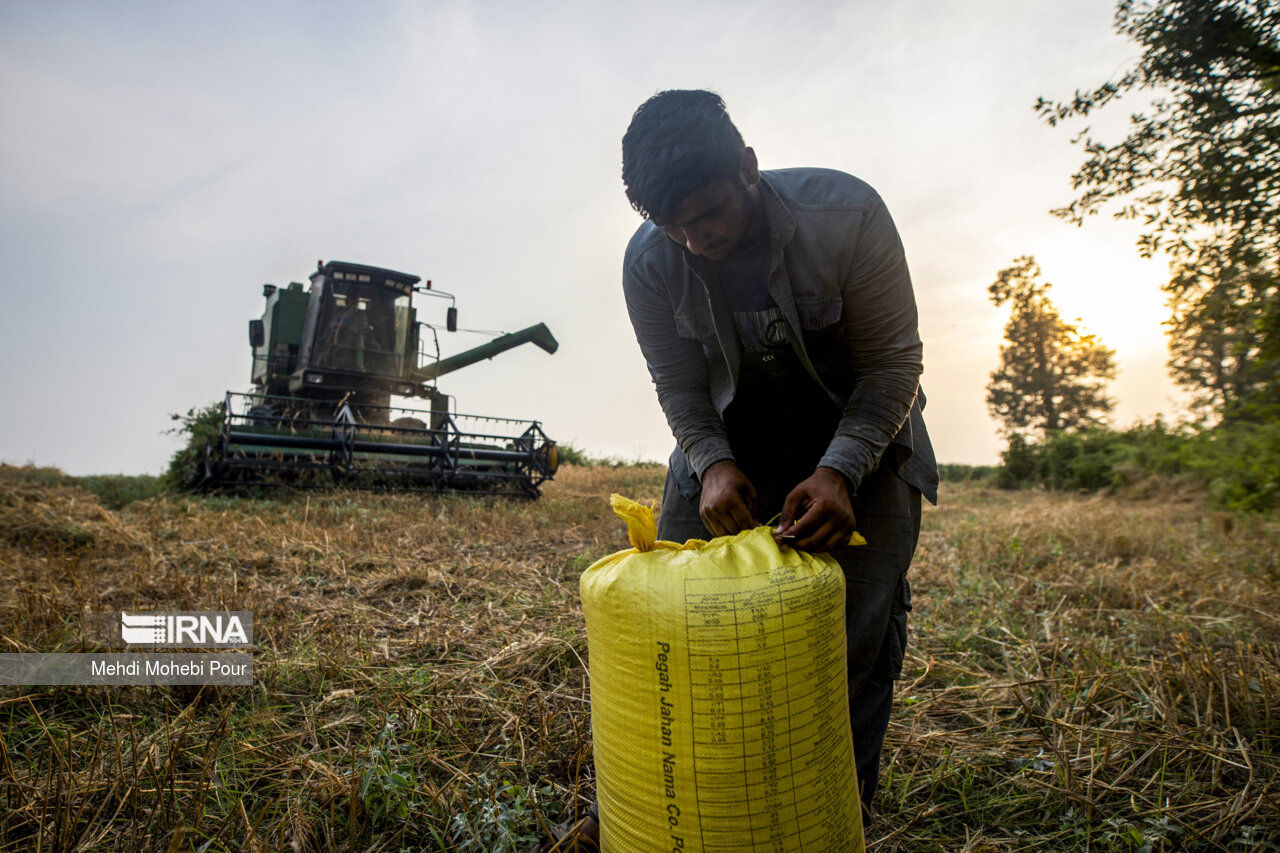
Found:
[713,244,840,496]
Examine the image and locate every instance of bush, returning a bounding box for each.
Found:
[556,442,655,468]
[1184,420,1280,513]
[938,463,998,483]
[76,474,164,509]
[556,442,592,466]
[996,419,1280,512]
[162,401,226,491]
[0,465,163,509]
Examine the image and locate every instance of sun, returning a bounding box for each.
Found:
[1032,228,1173,359]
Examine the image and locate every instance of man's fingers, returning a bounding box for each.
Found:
[788,499,855,551]
[740,481,760,525]
[727,500,758,533]
[712,494,757,535]
[702,495,757,537]
[787,499,826,537]
[701,506,731,538]
[776,489,808,536]
[699,462,761,537]
[698,499,722,536]
[775,471,858,551]
[796,518,845,552]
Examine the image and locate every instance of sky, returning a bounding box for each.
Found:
[0,0,1188,475]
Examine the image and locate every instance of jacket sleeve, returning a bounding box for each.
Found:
[622,256,734,480]
[816,193,923,491]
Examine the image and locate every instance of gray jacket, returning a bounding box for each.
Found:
[623,167,938,505]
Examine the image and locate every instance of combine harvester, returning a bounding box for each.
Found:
[197,260,560,496]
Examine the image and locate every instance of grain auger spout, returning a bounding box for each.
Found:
[412,323,558,383]
[194,260,560,496]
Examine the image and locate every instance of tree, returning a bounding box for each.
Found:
[1038,0,1279,418]
[986,257,1118,439]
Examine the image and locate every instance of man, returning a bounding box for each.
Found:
[540,89,937,851]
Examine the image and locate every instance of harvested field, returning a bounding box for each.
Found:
[1,463,1277,851]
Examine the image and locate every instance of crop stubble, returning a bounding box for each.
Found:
[0,464,1276,851]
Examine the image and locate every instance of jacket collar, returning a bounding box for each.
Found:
[759,175,796,272]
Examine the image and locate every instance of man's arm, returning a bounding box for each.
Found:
[776,193,922,551]
[820,192,923,486]
[622,254,760,535]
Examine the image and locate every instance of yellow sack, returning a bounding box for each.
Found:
[581,495,865,852]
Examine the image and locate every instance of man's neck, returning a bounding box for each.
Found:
[730,184,769,259]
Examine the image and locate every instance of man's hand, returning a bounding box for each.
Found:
[774,467,857,553]
[700,459,760,537]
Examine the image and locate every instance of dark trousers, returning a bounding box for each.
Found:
[656,453,921,812]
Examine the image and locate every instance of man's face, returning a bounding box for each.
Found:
[654,178,754,261]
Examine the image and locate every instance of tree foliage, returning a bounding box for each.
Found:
[1166,240,1280,415]
[987,257,1118,439]
[1036,0,1280,253]
[1038,0,1279,419]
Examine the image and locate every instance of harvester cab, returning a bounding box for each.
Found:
[203,260,560,496]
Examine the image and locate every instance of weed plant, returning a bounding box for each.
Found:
[162,401,227,491]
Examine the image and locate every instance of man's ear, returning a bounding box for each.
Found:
[739,147,760,187]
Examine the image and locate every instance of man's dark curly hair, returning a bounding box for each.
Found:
[621,89,746,222]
